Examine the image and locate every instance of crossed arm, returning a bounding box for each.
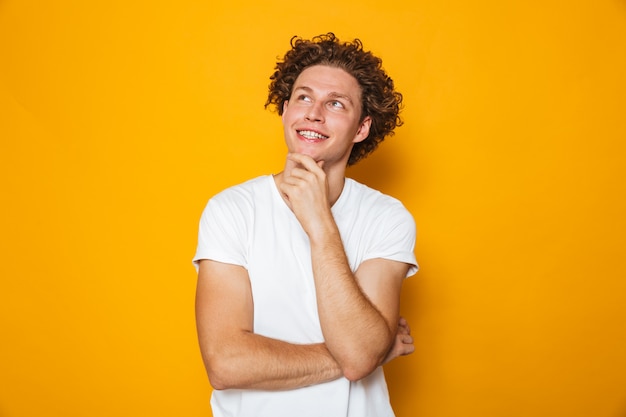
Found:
[195,154,414,390]
[195,257,413,390]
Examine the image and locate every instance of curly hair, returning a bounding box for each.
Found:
[265,33,403,166]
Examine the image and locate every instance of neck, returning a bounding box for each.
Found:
[324,166,347,206]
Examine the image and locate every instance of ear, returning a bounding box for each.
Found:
[281,100,289,122]
[353,116,371,144]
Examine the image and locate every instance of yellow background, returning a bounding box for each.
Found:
[1,1,625,416]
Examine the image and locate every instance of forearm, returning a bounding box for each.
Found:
[201,330,342,391]
[308,221,394,380]
[195,259,343,391]
[276,154,405,380]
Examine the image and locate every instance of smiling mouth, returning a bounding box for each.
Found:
[297,130,329,141]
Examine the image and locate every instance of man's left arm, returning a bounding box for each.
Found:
[309,225,410,382]
[279,153,414,381]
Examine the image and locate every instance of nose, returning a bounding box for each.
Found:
[305,102,324,123]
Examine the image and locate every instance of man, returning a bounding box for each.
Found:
[194,33,418,417]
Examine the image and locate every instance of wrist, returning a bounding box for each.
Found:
[306,215,340,246]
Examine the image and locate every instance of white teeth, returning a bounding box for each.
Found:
[298,130,328,140]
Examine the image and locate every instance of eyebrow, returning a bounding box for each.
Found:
[293,86,355,104]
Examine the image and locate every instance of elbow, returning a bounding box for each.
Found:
[340,356,381,382]
[205,362,227,390]
[199,333,254,390]
[208,375,227,391]
[208,376,229,391]
[337,337,392,382]
[204,357,239,391]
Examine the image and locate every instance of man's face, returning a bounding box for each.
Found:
[281,65,371,168]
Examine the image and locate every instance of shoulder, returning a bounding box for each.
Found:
[197,176,273,234]
[211,175,271,202]
[344,178,411,216]
[198,176,273,224]
[343,178,416,234]
[207,175,272,209]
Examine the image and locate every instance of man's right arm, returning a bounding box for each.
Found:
[195,259,343,390]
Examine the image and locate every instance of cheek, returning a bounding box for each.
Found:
[282,107,303,125]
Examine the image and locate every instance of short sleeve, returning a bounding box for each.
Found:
[366,203,418,277]
[192,192,250,272]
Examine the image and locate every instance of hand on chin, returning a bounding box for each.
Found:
[284,152,323,172]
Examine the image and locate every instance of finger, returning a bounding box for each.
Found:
[285,166,317,182]
[402,320,411,335]
[401,336,415,354]
[281,166,319,189]
[397,319,410,334]
[287,153,323,172]
[402,344,415,356]
[398,317,410,332]
[283,152,301,172]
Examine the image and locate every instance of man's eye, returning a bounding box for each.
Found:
[299,95,312,102]
[330,101,344,109]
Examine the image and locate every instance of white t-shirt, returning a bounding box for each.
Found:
[194,175,418,417]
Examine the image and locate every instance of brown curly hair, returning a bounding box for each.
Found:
[265,33,403,166]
